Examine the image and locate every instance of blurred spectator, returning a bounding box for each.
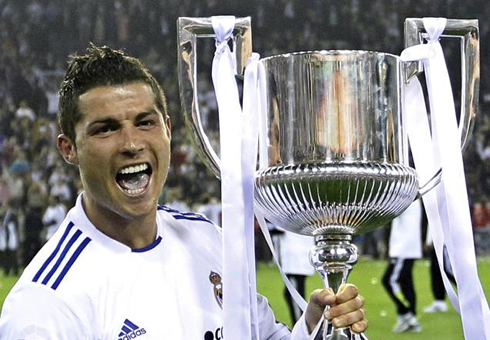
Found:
[42,193,67,242]
[164,187,190,212]
[6,171,25,209]
[23,178,47,265]
[0,177,11,206]
[196,194,221,225]
[14,100,35,122]
[49,175,72,205]
[423,229,455,313]
[277,230,315,325]
[382,199,423,333]
[0,201,20,277]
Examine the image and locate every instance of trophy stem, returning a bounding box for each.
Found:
[309,234,358,340]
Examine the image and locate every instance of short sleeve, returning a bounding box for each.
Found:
[255,294,291,339]
[0,284,92,339]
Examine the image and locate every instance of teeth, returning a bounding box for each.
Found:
[119,163,148,175]
[124,188,145,195]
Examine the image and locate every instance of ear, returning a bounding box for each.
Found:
[57,134,78,165]
[165,116,172,140]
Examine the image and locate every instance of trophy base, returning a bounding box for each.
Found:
[255,162,418,236]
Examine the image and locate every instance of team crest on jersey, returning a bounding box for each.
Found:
[209,271,223,309]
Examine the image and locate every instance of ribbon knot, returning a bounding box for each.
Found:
[212,16,235,56]
[214,40,230,57]
[423,17,447,42]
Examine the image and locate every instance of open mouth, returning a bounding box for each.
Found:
[116,163,153,196]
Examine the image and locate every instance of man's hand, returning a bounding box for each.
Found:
[305,283,367,334]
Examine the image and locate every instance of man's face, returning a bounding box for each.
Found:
[59,82,171,223]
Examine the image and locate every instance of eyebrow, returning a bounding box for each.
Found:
[87,110,160,128]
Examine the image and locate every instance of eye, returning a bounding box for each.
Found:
[93,123,118,136]
[137,119,156,129]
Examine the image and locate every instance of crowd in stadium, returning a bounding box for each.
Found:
[1,0,490,273]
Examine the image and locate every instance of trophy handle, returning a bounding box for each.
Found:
[177,17,252,178]
[404,18,479,196]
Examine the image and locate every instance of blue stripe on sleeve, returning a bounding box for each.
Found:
[42,229,82,285]
[32,222,74,283]
[51,237,91,290]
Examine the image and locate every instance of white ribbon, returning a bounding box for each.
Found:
[211,16,256,339]
[242,52,263,339]
[402,17,490,340]
[211,16,311,339]
[245,51,309,313]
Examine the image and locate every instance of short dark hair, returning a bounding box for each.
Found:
[58,43,168,145]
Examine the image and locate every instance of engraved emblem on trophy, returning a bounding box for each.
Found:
[177,17,479,339]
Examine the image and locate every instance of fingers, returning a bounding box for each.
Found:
[305,288,334,333]
[334,283,359,304]
[351,319,369,334]
[327,307,367,331]
[324,284,367,332]
[305,285,368,334]
[325,292,364,319]
[309,288,335,308]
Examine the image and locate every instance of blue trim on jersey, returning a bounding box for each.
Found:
[131,236,162,253]
[52,236,91,290]
[158,205,214,225]
[33,222,75,283]
[42,229,82,285]
[32,221,92,290]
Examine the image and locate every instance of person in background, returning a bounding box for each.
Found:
[0,200,20,277]
[278,230,316,325]
[196,194,221,226]
[42,193,67,242]
[23,178,47,265]
[423,225,456,313]
[382,199,423,333]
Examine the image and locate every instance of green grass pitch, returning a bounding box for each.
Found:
[257,258,490,339]
[1,258,489,339]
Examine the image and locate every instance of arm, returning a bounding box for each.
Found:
[0,284,92,339]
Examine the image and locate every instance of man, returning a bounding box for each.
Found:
[275,226,315,325]
[42,193,67,241]
[423,229,455,313]
[0,201,19,277]
[382,199,423,333]
[0,45,367,339]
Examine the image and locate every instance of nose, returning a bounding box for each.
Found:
[119,127,144,155]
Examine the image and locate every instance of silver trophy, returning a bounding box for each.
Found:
[177,17,479,339]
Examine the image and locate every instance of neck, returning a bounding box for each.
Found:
[82,197,158,249]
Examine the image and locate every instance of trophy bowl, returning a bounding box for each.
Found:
[253,50,420,236]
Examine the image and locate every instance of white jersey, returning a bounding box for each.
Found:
[42,203,67,241]
[388,199,423,259]
[0,209,18,251]
[278,232,315,276]
[0,194,314,339]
